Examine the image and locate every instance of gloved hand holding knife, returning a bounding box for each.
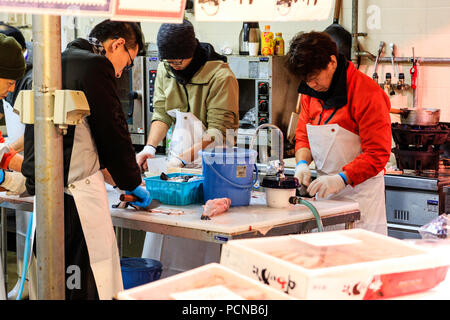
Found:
[125,185,152,208]
[295,159,349,198]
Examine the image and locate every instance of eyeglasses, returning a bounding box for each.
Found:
[123,44,134,72]
[163,59,184,66]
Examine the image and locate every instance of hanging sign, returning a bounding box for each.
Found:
[112,0,186,23]
[0,0,186,22]
[195,0,333,21]
[0,0,112,17]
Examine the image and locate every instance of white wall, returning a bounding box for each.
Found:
[139,0,450,122]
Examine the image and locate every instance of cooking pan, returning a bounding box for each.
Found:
[324,0,352,61]
[390,107,441,126]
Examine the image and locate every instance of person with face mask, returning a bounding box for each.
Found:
[286,31,392,235]
[21,20,151,300]
[0,33,27,194]
[0,22,31,154]
[136,19,239,170]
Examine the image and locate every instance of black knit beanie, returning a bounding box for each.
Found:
[157,19,198,60]
[0,34,26,80]
[0,22,26,50]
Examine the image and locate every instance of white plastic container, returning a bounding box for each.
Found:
[115,263,294,300]
[220,229,449,300]
[265,187,296,208]
[261,175,299,208]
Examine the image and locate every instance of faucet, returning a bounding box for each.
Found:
[250,123,285,178]
[396,73,410,91]
[384,73,396,95]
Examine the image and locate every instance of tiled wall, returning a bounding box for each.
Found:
[140,0,450,122]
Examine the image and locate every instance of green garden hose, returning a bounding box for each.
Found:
[289,196,324,232]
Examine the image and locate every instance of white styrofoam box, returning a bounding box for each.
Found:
[115,263,295,300]
[220,229,449,300]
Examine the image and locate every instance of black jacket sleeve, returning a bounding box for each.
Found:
[81,56,141,191]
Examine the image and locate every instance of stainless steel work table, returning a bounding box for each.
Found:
[107,187,360,245]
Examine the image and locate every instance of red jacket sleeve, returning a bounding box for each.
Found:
[343,84,392,186]
[295,95,311,153]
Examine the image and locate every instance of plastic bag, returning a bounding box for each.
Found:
[166,109,206,165]
[419,214,449,239]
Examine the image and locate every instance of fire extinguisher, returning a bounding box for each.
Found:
[410,47,418,90]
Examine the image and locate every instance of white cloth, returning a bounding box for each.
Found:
[3,100,25,144]
[70,170,123,299]
[1,171,27,195]
[306,123,387,234]
[167,156,184,168]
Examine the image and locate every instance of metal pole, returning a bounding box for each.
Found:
[32,14,65,300]
[351,0,359,66]
[1,207,7,290]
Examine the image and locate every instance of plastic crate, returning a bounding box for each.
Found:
[144,173,204,206]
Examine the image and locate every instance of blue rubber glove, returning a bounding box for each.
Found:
[0,169,4,185]
[126,186,151,208]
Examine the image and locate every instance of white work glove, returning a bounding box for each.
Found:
[307,174,346,199]
[136,145,156,171]
[0,170,27,195]
[294,160,312,186]
[167,157,185,168]
[0,143,10,162]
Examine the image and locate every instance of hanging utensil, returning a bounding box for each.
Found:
[324,0,352,60]
[372,41,385,82]
[389,43,397,78]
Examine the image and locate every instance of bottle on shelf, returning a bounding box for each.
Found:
[274,32,285,56]
[261,25,274,56]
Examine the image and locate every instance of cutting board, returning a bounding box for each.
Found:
[108,187,358,236]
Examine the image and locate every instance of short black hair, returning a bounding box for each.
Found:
[89,19,144,53]
[286,31,338,81]
[0,22,26,50]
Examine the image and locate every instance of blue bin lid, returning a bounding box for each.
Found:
[120,258,162,272]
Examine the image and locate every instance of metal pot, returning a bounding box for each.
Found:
[390,108,441,126]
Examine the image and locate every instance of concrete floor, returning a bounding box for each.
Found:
[6,250,18,294]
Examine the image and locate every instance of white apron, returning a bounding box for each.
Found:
[307,123,387,235]
[68,170,123,299]
[142,110,220,277]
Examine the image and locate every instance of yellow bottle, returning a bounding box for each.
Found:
[261,25,274,56]
[274,32,285,56]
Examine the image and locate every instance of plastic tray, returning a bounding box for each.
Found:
[144,173,204,206]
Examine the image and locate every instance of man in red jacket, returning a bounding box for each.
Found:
[286,32,392,234]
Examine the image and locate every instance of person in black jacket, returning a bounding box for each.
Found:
[22,20,150,300]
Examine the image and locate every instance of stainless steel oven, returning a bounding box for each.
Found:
[385,170,450,239]
[116,54,159,150]
[227,55,299,156]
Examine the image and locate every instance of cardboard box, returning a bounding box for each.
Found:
[220,229,449,300]
[116,263,294,300]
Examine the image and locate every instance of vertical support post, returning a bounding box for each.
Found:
[32,14,65,300]
[351,0,359,66]
[1,207,7,290]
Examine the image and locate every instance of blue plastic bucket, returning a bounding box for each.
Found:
[120,258,162,290]
[200,147,258,207]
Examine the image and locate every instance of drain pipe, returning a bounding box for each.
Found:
[32,14,66,300]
